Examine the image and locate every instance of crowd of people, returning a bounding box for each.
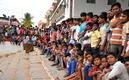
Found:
[0,2,129,80]
[42,2,129,80]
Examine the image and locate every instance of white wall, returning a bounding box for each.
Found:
[57,0,129,24]
[64,0,71,19]
[73,0,129,18]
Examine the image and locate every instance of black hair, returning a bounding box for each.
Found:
[68,43,74,48]
[99,12,107,21]
[69,18,73,22]
[93,15,98,18]
[93,22,99,27]
[87,12,93,18]
[62,42,67,46]
[77,18,82,22]
[62,21,65,24]
[100,55,107,59]
[93,54,101,60]
[87,22,93,27]
[124,57,129,62]
[107,52,118,59]
[54,26,58,31]
[77,50,84,56]
[80,12,87,17]
[75,43,82,50]
[122,9,129,17]
[111,2,121,10]
[86,52,92,56]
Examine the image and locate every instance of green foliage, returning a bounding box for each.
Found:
[22,12,33,28]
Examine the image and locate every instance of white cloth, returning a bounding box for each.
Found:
[107,61,129,80]
[83,31,92,45]
[23,36,29,44]
[74,25,80,40]
[70,25,80,40]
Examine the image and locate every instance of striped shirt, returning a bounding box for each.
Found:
[110,27,123,45]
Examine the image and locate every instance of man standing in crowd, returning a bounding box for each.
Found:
[78,12,87,44]
[109,2,123,57]
[98,12,109,55]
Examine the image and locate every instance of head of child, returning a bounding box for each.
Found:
[92,15,98,23]
[78,55,84,63]
[57,41,62,49]
[68,43,74,50]
[64,32,68,38]
[121,9,129,23]
[92,22,99,31]
[100,55,108,70]
[62,42,68,51]
[93,55,101,67]
[52,41,57,48]
[107,52,118,65]
[98,12,107,24]
[73,18,79,26]
[86,53,93,64]
[107,10,114,20]
[80,12,87,22]
[124,57,129,73]
[86,22,93,31]
[75,43,82,51]
[71,50,76,59]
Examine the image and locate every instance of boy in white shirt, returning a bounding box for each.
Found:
[106,53,129,80]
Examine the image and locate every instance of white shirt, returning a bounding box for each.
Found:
[83,31,92,45]
[107,61,129,80]
[70,25,80,40]
[74,25,80,40]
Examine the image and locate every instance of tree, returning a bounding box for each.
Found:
[22,12,33,28]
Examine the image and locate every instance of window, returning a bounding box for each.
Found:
[108,0,117,5]
[87,0,96,4]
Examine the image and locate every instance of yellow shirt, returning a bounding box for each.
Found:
[91,30,101,48]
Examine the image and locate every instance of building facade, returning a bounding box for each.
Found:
[49,0,129,24]
[0,17,10,27]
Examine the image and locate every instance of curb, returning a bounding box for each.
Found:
[34,48,55,80]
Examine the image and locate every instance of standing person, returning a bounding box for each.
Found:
[26,36,34,53]
[74,18,81,41]
[106,53,129,80]
[32,34,37,46]
[51,25,57,42]
[109,2,123,57]
[78,12,87,44]
[91,23,101,55]
[23,35,29,50]
[121,9,129,58]
[98,12,109,55]
[83,22,93,53]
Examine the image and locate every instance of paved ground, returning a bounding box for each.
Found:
[0,42,65,80]
[35,49,66,80]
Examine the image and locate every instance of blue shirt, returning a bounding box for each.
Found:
[128,36,129,40]
[106,24,110,41]
[84,64,93,80]
[79,22,86,33]
[68,58,77,76]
